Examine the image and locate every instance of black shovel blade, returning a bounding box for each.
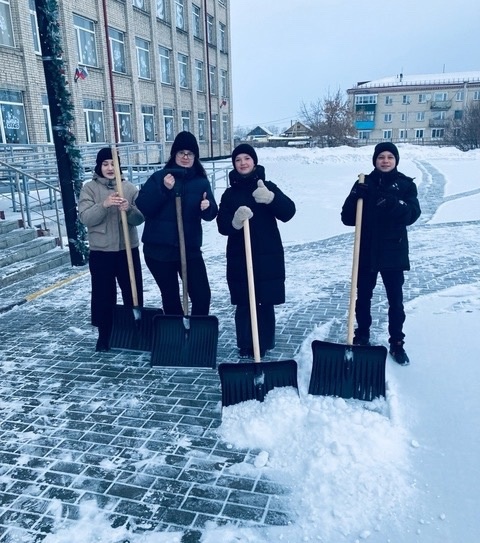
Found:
[150,314,218,368]
[309,340,387,401]
[110,305,164,351]
[218,359,298,408]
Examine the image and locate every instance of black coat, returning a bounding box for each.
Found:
[341,168,421,272]
[217,165,296,305]
[136,166,218,260]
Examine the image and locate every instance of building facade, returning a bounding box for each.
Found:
[347,71,480,144]
[0,0,232,158]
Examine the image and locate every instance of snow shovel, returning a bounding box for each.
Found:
[218,218,298,408]
[309,174,387,401]
[108,146,163,351]
[150,186,218,368]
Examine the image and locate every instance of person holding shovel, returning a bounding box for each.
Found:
[341,142,421,365]
[136,131,218,316]
[79,148,144,352]
[217,144,296,359]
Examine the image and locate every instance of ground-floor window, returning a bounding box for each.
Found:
[84,99,105,143]
[141,105,155,142]
[0,90,29,144]
[116,103,132,142]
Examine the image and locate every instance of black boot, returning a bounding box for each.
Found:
[95,326,111,352]
[389,341,409,366]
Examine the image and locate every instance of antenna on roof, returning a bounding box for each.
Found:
[443,64,446,73]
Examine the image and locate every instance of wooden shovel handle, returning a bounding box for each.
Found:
[111,146,139,307]
[243,219,261,363]
[175,195,189,316]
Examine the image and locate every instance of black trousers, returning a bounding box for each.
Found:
[355,269,405,344]
[235,303,276,352]
[89,248,144,332]
[145,255,211,315]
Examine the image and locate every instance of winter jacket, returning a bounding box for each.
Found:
[136,165,218,261]
[78,174,144,252]
[217,165,296,305]
[341,168,421,272]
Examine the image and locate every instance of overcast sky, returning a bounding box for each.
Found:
[229,0,479,132]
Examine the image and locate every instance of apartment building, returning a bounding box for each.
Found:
[0,0,232,158]
[347,71,480,144]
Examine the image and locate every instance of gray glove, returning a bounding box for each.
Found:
[232,206,253,229]
[252,180,274,204]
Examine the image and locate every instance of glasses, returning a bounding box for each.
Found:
[176,151,194,159]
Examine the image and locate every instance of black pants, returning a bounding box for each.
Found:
[235,303,276,352]
[89,248,144,332]
[145,255,211,315]
[355,269,405,344]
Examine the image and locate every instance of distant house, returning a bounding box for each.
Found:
[245,126,274,142]
[280,121,312,138]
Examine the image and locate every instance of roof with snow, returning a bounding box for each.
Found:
[352,71,480,90]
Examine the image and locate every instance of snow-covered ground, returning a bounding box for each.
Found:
[3,144,480,542]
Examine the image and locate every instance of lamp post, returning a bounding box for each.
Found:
[404,97,411,142]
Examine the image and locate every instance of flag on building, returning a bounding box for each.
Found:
[74,66,89,82]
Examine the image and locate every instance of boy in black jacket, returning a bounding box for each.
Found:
[341,142,421,365]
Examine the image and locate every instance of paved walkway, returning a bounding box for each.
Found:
[0,160,479,542]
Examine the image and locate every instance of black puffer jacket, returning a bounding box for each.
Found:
[136,166,217,259]
[341,168,421,272]
[217,165,296,305]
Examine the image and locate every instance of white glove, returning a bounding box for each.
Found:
[232,206,253,230]
[252,180,274,204]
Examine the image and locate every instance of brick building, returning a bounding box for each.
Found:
[0,0,232,158]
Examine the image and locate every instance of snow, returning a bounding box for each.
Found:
[2,143,480,542]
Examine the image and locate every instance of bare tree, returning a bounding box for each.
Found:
[300,89,356,147]
[446,101,480,151]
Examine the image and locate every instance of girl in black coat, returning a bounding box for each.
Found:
[341,142,421,365]
[217,144,296,358]
[136,131,218,315]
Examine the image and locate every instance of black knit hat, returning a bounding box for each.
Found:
[231,143,258,166]
[170,131,200,158]
[372,142,399,166]
[95,147,121,176]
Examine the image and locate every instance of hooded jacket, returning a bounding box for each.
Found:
[78,174,144,252]
[341,168,421,272]
[217,165,296,305]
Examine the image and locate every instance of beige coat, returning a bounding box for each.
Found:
[78,174,144,252]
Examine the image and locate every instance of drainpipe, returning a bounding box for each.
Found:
[203,0,214,157]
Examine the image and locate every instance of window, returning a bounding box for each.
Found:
[0,90,29,144]
[384,113,392,123]
[192,5,201,38]
[418,94,429,104]
[434,92,448,101]
[163,108,174,141]
[178,53,189,88]
[218,22,226,52]
[211,113,218,141]
[402,95,411,105]
[433,111,446,120]
[357,131,370,140]
[175,0,185,29]
[416,112,425,121]
[207,15,215,44]
[156,0,166,19]
[116,104,132,142]
[198,112,206,141]
[83,99,105,143]
[181,110,190,132]
[74,15,98,66]
[473,91,480,100]
[195,60,205,92]
[455,91,464,102]
[0,0,14,47]
[415,129,424,139]
[431,128,444,139]
[29,0,41,53]
[355,95,377,105]
[382,130,392,140]
[159,46,171,84]
[400,113,407,122]
[385,96,393,106]
[42,95,52,143]
[398,129,407,140]
[222,113,228,141]
[109,28,127,74]
[220,69,228,98]
[133,0,145,9]
[209,65,217,95]
[136,37,151,79]
[454,110,463,120]
[141,105,155,141]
